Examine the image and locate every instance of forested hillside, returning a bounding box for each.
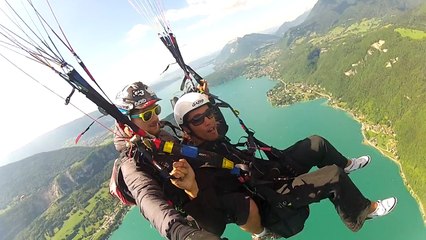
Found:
[0,143,122,240]
[287,0,424,38]
[241,3,426,213]
[0,147,94,209]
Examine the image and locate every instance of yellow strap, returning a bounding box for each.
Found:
[163,141,174,154]
[222,158,234,169]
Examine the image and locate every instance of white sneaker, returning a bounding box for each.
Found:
[344,155,371,173]
[367,197,397,219]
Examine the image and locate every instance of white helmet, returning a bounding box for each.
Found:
[174,92,210,125]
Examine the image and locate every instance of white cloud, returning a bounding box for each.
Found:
[124,24,152,45]
[166,0,317,32]
[166,0,273,22]
[96,43,175,96]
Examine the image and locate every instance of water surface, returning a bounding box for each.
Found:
[110,76,425,240]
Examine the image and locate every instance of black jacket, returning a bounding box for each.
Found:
[114,124,191,239]
[189,138,309,238]
[178,138,250,235]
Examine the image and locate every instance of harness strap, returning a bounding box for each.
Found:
[109,157,137,205]
[65,87,75,105]
[160,120,183,139]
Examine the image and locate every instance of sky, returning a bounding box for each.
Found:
[0,0,317,165]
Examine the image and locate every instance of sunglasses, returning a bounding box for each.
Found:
[130,105,161,122]
[188,108,214,126]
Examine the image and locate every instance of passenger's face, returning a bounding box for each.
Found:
[131,104,161,136]
[186,105,219,144]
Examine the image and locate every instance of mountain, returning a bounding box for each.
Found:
[275,10,311,36]
[0,111,180,240]
[149,52,218,92]
[208,0,417,97]
[5,111,115,166]
[0,143,120,240]
[204,33,281,86]
[285,0,424,44]
[0,147,94,209]
[214,33,280,67]
[232,0,426,216]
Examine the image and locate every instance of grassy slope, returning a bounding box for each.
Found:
[14,143,125,240]
[49,185,119,240]
[270,19,426,212]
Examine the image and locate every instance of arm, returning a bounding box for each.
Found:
[121,156,182,237]
[121,156,219,240]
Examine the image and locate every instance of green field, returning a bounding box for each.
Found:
[50,186,112,240]
[310,19,382,45]
[395,28,426,40]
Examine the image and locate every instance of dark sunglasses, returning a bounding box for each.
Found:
[130,105,161,122]
[188,108,214,126]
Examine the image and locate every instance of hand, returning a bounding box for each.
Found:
[170,159,199,199]
[197,79,209,94]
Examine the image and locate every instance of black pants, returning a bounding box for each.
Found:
[278,135,349,175]
[278,165,371,232]
[272,135,371,232]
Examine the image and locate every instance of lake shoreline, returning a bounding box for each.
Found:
[110,76,425,239]
[329,100,426,225]
[266,79,425,224]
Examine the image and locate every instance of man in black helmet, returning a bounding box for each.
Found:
[113,82,220,240]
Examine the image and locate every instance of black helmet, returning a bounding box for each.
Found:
[115,82,161,115]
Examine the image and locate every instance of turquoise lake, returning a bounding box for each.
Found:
[110,76,426,240]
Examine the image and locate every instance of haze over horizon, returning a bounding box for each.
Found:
[0,0,317,165]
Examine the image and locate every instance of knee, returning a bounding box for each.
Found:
[309,135,325,144]
[322,164,345,178]
[240,198,263,233]
[308,135,325,151]
[248,198,260,219]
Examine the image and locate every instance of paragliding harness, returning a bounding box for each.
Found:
[198,99,310,238]
[156,23,311,234]
[118,16,309,235]
[108,120,237,207]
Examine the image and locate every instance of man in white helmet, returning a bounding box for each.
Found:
[112,82,221,240]
[171,92,397,240]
